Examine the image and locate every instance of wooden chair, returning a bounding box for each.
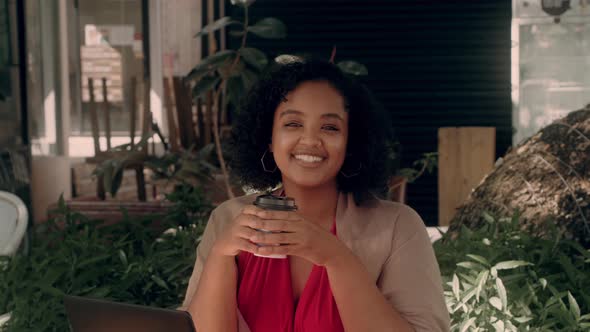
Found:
[85,77,148,201]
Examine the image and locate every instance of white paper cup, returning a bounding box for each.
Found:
[252,194,297,259]
[253,229,286,259]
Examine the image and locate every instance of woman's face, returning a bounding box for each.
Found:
[270,80,349,190]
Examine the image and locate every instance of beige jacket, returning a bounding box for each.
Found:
[182,192,450,331]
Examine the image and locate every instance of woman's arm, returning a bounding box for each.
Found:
[184,206,260,332]
[327,207,449,332]
[188,249,238,332]
[326,250,414,332]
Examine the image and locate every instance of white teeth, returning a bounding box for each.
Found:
[294,154,324,163]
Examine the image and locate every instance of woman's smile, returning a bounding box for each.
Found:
[292,154,326,167]
[292,149,327,167]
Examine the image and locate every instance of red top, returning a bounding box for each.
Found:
[236,221,344,332]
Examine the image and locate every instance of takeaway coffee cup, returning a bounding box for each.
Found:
[252,194,297,259]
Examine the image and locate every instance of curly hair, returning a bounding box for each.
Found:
[229,58,395,204]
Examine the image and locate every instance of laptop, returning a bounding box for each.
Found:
[64,295,196,332]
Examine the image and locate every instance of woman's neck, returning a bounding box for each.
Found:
[281,181,339,229]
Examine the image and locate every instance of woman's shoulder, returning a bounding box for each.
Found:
[338,194,431,279]
[346,195,429,246]
[354,196,426,230]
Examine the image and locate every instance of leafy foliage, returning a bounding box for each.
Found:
[95,143,219,198]
[186,0,368,113]
[435,212,590,331]
[0,186,209,331]
[163,184,213,229]
[3,182,590,331]
[397,152,438,183]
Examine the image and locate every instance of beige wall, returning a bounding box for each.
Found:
[161,0,203,77]
[31,156,72,223]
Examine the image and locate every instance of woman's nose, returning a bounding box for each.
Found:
[299,130,322,146]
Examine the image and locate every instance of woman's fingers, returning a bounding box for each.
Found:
[256,244,300,257]
[242,205,300,221]
[234,225,259,240]
[234,237,260,254]
[251,230,299,245]
[238,214,297,233]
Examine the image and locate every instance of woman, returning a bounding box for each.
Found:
[182,58,449,331]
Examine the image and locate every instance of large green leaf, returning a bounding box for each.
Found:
[493,260,533,271]
[452,274,460,301]
[240,68,258,91]
[239,47,268,71]
[226,75,244,110]
[247,18,287,39]
[567,292,581,321]
[475,270,489,301]
[118,250,128,267]
[185,50,236,82]
[456,261,484,270]
[489,296,502,310]
[185,66,210,83]
[459,317,476,332]
[151,275,170,290]
[466,254,490,267]
[194,17,241,38]
[496,277,507,311]
[192,76,221,100]
[337,61,368,76]
[217,58,244,79]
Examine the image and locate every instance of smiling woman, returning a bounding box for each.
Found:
[182,58,450,332]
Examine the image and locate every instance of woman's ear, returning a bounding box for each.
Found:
[268,142,273,153]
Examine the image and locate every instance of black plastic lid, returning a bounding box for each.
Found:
[253,194,297,211]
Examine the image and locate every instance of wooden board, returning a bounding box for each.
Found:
[438,127,496,226]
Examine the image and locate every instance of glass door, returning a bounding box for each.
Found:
[512,0,590,144]
[71,0,147,155]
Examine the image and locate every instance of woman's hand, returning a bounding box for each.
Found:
[241,205,353,267]
[209,207,264,257]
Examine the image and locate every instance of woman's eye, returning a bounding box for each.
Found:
[285,122,301,127]
[322,125,339,131]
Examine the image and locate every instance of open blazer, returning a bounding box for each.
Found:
[182,192,450,332]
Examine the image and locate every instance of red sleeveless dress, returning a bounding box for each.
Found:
[236,221,345,332]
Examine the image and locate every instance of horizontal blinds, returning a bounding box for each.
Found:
[230,0,512,225]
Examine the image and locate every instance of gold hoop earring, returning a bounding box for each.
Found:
[340,161,362,178]
[260,149,278,173]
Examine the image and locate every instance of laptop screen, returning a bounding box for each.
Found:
[64,295,196,332]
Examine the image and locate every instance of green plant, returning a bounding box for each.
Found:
[435,212,590,331]
[0,188,209,331]
[397,152,438,184]
[186,0,367,199]
[95,142,219,198]
[163,184,213,229]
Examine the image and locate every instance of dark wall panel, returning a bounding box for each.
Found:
[231,0,512,225]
